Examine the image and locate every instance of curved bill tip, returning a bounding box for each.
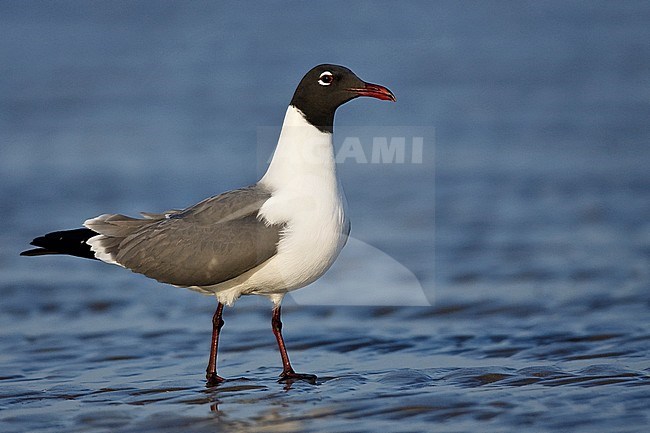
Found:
[350,82,396,102]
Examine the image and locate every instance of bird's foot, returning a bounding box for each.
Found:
[278,370,317,384]
[206,372,226,387]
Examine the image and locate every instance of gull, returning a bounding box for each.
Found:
[21,64,395,385]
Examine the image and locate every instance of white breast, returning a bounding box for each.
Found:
[258,186,348,291]
[201,106,349,305]
[257,105,349,289]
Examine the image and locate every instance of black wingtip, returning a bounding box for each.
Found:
[20,228,99,260]
[20,248,55,256]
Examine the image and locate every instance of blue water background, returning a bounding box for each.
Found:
[1,1,649,432]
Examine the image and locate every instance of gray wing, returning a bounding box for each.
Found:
[85,185,281,287]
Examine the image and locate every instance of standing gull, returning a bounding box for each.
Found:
[21,64,395,385]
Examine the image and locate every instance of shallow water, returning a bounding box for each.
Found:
[1,293,649,432]
[1,1,649,432]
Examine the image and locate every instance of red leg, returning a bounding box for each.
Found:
[206,302,225,386]
[271,305,317,382]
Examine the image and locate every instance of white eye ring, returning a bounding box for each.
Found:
[318,71,334,86]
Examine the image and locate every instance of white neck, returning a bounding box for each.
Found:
[259,105,337,191]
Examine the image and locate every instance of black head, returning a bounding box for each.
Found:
[289,64,396,133]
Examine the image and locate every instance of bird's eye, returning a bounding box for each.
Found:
[318,71,334,86]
